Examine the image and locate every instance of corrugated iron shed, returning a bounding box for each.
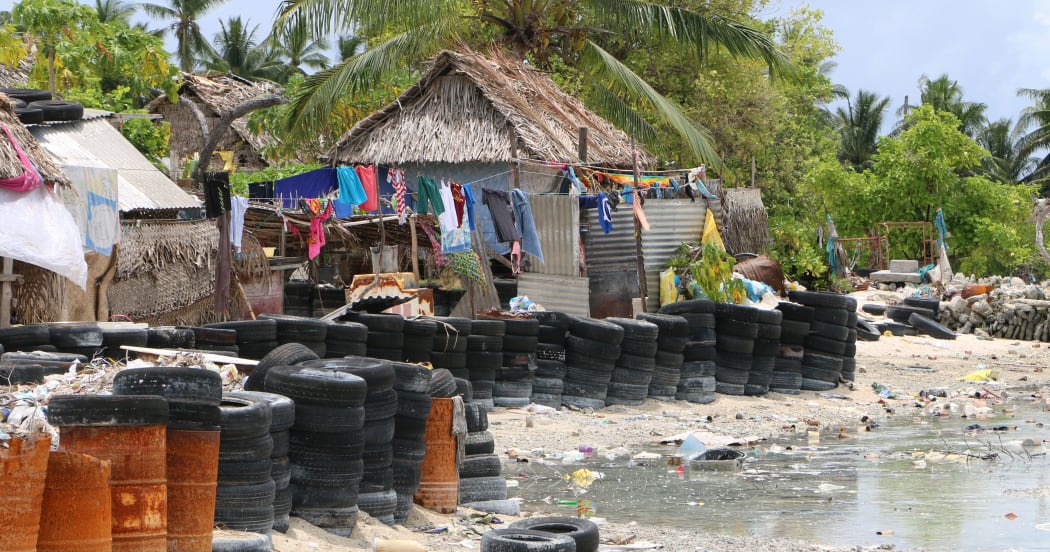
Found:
[30,110,200,212]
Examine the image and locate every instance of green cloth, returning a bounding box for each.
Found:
[416,176,444,217]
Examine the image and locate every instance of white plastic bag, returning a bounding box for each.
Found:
[0,184,87,289]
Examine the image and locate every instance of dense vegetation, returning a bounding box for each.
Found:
[1,0,1047,282]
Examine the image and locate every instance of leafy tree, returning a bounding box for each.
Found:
[139,0,228,72]
[976,118,1037,184]
[121,118,171,170]
[274,0,790,166]
[204,16,282,80]
[832,88,890,171]
[12,0,96,96]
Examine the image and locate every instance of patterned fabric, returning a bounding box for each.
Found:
[389,168,407,224]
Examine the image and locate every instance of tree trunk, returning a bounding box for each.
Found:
[191,95,288,185]
[47,52,56,99]
[1035,199,1050,268]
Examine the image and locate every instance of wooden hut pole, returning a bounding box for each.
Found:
[631,135,648,313]
[0,257,18,327]
[409,215,420,281]
[578,127,588,163]
[510,133,520,189]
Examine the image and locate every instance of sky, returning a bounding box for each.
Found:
[4,0,1050,131]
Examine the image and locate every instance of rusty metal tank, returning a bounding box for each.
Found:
[37,451,113,551]
[0,432,52,552]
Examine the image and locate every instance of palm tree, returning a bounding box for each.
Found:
[94,0,135,24]
[1017,87,1050,187]
[271,18,329,81]
[274,0,790,165]
[336,34,365,63]
[898,74,987,137]
[833,88,890,171]
[205,16,282,80]
[139,0,228,72]
[976,118,1037,184]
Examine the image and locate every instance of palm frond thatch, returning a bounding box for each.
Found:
[0,93,69,186]
[329,49,653,168]
[723,187,769,255]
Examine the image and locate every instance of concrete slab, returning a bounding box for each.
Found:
[870,270,923,284]
[889,259,920,272]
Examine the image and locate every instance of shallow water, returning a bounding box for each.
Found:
[506,395,1050,551]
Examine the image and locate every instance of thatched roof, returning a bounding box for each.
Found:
[146,72,282,154]
[0,93,69,186]
[0,56,31,88]
[330,49,652,168]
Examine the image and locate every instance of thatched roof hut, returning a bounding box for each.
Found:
[329,49,651,168]
[722,187,770,255]
[146,72,283,177]
[0,56,32,88]
[0,93,68,186]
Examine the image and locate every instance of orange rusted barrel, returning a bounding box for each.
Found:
[0,432,52,552]
[166,429,219,552]
[414,398,458,513]
[60,425,168,552]
[37,451,112,552]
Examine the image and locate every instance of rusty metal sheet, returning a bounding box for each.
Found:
[516,273,590,316]
[640,201,708,311]
[588,269,638,319]
[527,194,580,276]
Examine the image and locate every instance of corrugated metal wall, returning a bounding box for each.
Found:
[528,194,579,276]
[582,199,719,313]
[516,273,590,315]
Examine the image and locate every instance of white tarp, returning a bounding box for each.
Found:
[58,165,119,255]
[0,184,88,289]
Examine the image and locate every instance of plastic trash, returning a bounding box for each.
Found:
[578,444,594,459]
[871,383,896,399]
[677,433,707,461]
[461,499,521,516]
[960,368,996,382]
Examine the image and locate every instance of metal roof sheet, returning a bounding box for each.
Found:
[29,113,200,212]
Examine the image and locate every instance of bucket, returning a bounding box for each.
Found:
[167,429,220,552]
[0,432,52,552]
[37,451,113,552]
[414,398,458,513]
[60,425,168,552]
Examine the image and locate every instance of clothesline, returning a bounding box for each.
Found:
[516,157,703,175]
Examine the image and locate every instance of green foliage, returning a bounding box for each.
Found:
[228,162,325,197]
[666,242,747,304]
[121,118,171,171]
[767,214,828,281]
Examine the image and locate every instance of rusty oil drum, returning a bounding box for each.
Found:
[60,424,168,551]
[166,429,220,552]
[0,432,52,552]
[37,451,113,551]
[414,397,459,513]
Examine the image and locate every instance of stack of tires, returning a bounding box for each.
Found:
[215,393,276,535]
[263,363,368,537]
[314,285,348,318]
[504,516,601,552]
[467,319,504,411]
[227,391,295,533]
[389,362,432,524]
[787,291,856,391]
[771,302,811,394]
[530,312,571,408]
[458,401,507,507]
[711,303,760,396]
[354,313,405,362]
[49,323,104,358]
[745,309,783,396]
[562,316,624,409]
[325,321,368,358]
[283,281,314,317]
[260,314,328,358]
[430,317,471,379]
[339,359,400,526]
[635,313,693,402]
[187,326,239,356]
[493,317,539,408]
[203,320,279,360]
[656,300,715,400]
[403,318,438,364]
[1,351,85,383]
[246,343,319,393]
[604,318,660,406]
[146,327,196,351]
[885,297,949,341]
[99,325,148,359]
[0,324,51,352]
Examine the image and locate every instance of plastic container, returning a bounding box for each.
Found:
[167,429,220,552]
[0,433,52,552]
[37,451,113,552]
[414,398,458,513]
[60,425,168,551]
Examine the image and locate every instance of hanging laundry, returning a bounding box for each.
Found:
[419,220,448,266]
[274,167,337,209]
[510,240,522,275]
[482,188,521,243]
[438,179,459,231]
[388,168,408,224]
[308,200,334,260]
[333,166,367,218]
[450,181,466,227]
[510,188,544,263]
[0,125,42,192]
[701,208,724,251]
[462,184,478,231]
[229,196,250,252]
[356,165,379,211]
[579,193,613,234]
[415,176,444,217]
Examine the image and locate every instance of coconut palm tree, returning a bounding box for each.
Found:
[833,88,890,171]
[95,0,135,24]
[272,18,329,81]
[204,16,282,80]
[1016,87,1050,187]
[139,0,228,72]
[896,74,987,138]
[336,34,365,63]
[976,118,1037,184]
[274,0,790,165]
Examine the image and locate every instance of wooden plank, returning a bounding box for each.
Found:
[0,257,13,328]
[120,345,259,366]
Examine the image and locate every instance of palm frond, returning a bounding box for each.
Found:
[585,0,791,76]
[274,0,459,42]
[583,40,720,167]
[587,79,658,146]
[137,2,174,18]
[284,18,454,134]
